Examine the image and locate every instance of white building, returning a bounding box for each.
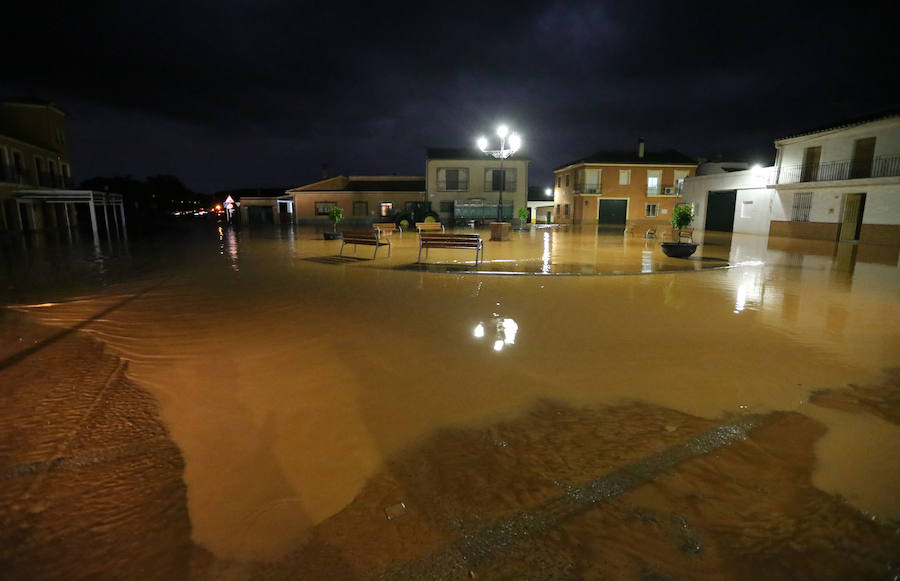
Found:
[425,148,529,224]
[769,111,900,244]
[680,166,774,236]
[682,110,900,245]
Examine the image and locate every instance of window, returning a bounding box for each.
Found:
[353,201,368,216]
[379,202,393,217]
[439,201,454,213]
[485,168,516,191]
[556,176,561,187]
[565,174,570,187]
[438,167,468,191]
[619,170,631,185]
[674,170,689,191]
[585,168,600,193]
[645,203,658,217]
[315,201,337,216]
[647,170,661,194]
[791,192,812,222]
[556,204,561,214]
[564,203,570,216]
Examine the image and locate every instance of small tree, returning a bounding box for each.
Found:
[328,205,343,232]
[670,204,694,231]
[517,207,530,222]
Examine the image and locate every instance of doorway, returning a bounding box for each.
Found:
[597,199,627,225]
[839,193,866,241]
[705,190,736,232]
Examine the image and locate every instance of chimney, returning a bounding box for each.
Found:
[638,138,645,159]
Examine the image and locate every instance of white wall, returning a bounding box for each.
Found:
[776,117,900,170]
[859,186,900,225]
[681,167,773,234]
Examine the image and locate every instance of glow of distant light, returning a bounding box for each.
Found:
[477,136,488,151]
[473,323,485,338]
[493,339,504,352]
[501,318,518,344]
[545,188,552,196]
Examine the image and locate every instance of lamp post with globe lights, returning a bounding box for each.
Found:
[477,125,521,232]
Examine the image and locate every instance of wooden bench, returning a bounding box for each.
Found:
[418,233,483,264]
[373,223,400,236]
[661,228,694,243]
[416,221,445,233]
[339,231,391,258]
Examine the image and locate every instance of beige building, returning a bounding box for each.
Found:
[426,148,529,224]
[552,141,697,229]
[280,176,427,226]
[1,99,74,231]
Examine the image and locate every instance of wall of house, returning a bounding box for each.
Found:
[0,103,70,159]
[426,158,529,220]
[292,192,425,225]
[681,168,773,236]
[775,118,900,176]
[553,164,696,225]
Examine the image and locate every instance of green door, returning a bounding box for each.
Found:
[598,200,627,225]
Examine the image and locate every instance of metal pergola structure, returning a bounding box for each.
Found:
[13,190,126,245]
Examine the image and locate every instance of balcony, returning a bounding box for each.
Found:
[437,179,469,192]
[777,155,900,184]
[647,186,681,196]
[573,182,601,194]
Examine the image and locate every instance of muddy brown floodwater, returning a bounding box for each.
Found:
[1,224,899,579]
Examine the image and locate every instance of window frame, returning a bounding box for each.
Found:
[352,200,368,217]
[619,169,631,185]
[379,201,393,217]
[645,203,658,218]
[315,201,337,216]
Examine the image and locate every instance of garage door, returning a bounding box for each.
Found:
[598,200,627,225]
[706,190,736,232]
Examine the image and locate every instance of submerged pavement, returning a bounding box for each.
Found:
[1,223,899,578]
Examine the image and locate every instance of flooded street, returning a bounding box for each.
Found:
[2,223,899,579]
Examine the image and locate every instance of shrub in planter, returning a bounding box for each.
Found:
[324,205,344,239]
[661,203,698,258]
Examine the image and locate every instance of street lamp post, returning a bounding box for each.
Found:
[477,125,521,223]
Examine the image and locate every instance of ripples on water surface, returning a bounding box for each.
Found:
[2,222,899,578]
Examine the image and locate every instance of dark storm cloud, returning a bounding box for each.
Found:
[5,0,899,191]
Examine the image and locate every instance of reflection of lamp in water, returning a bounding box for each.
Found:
[473,316,519,352]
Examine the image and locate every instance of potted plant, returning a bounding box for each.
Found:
[661,204,698,258]
[324,205,343,240]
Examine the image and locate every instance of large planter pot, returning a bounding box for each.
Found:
[323,232,343,240]
[490,221,511,241]
[661,242,698,258]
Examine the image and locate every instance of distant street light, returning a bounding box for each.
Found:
[545,188,552,196]
[477,125,522,222]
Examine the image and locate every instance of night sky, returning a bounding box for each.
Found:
[6,1,900,193]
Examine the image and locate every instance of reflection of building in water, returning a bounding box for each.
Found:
[473,316,519,352]
[217,226,240,271]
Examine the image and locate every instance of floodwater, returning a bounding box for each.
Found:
[1,222,899,579]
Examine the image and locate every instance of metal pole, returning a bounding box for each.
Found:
[88,194,99,246]
[101,195,111,240]
[498,155,504,222]
[119,200,128,240]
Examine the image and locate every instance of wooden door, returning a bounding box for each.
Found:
[839,193,866,241]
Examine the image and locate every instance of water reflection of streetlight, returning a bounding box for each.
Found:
[473,316,519,352]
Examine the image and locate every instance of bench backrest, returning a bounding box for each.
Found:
[373,223,397,231]
[419,233,481,247]
[416,222,442,230]
[343,231,381,243]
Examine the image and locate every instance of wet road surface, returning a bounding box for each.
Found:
[1,223,899,579]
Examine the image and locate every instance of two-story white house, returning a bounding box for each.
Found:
[769,110,900,244]
[425,148,529,224]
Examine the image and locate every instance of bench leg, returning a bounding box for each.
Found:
[339,241,345,256]
[373,245,378,258]
[388,243,391,257]
[417,244,423,263]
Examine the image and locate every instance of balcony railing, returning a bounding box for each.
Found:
[0,163,27,184]
[777,155,900,184]
[573,182,601,194]
[437,179,469,192]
